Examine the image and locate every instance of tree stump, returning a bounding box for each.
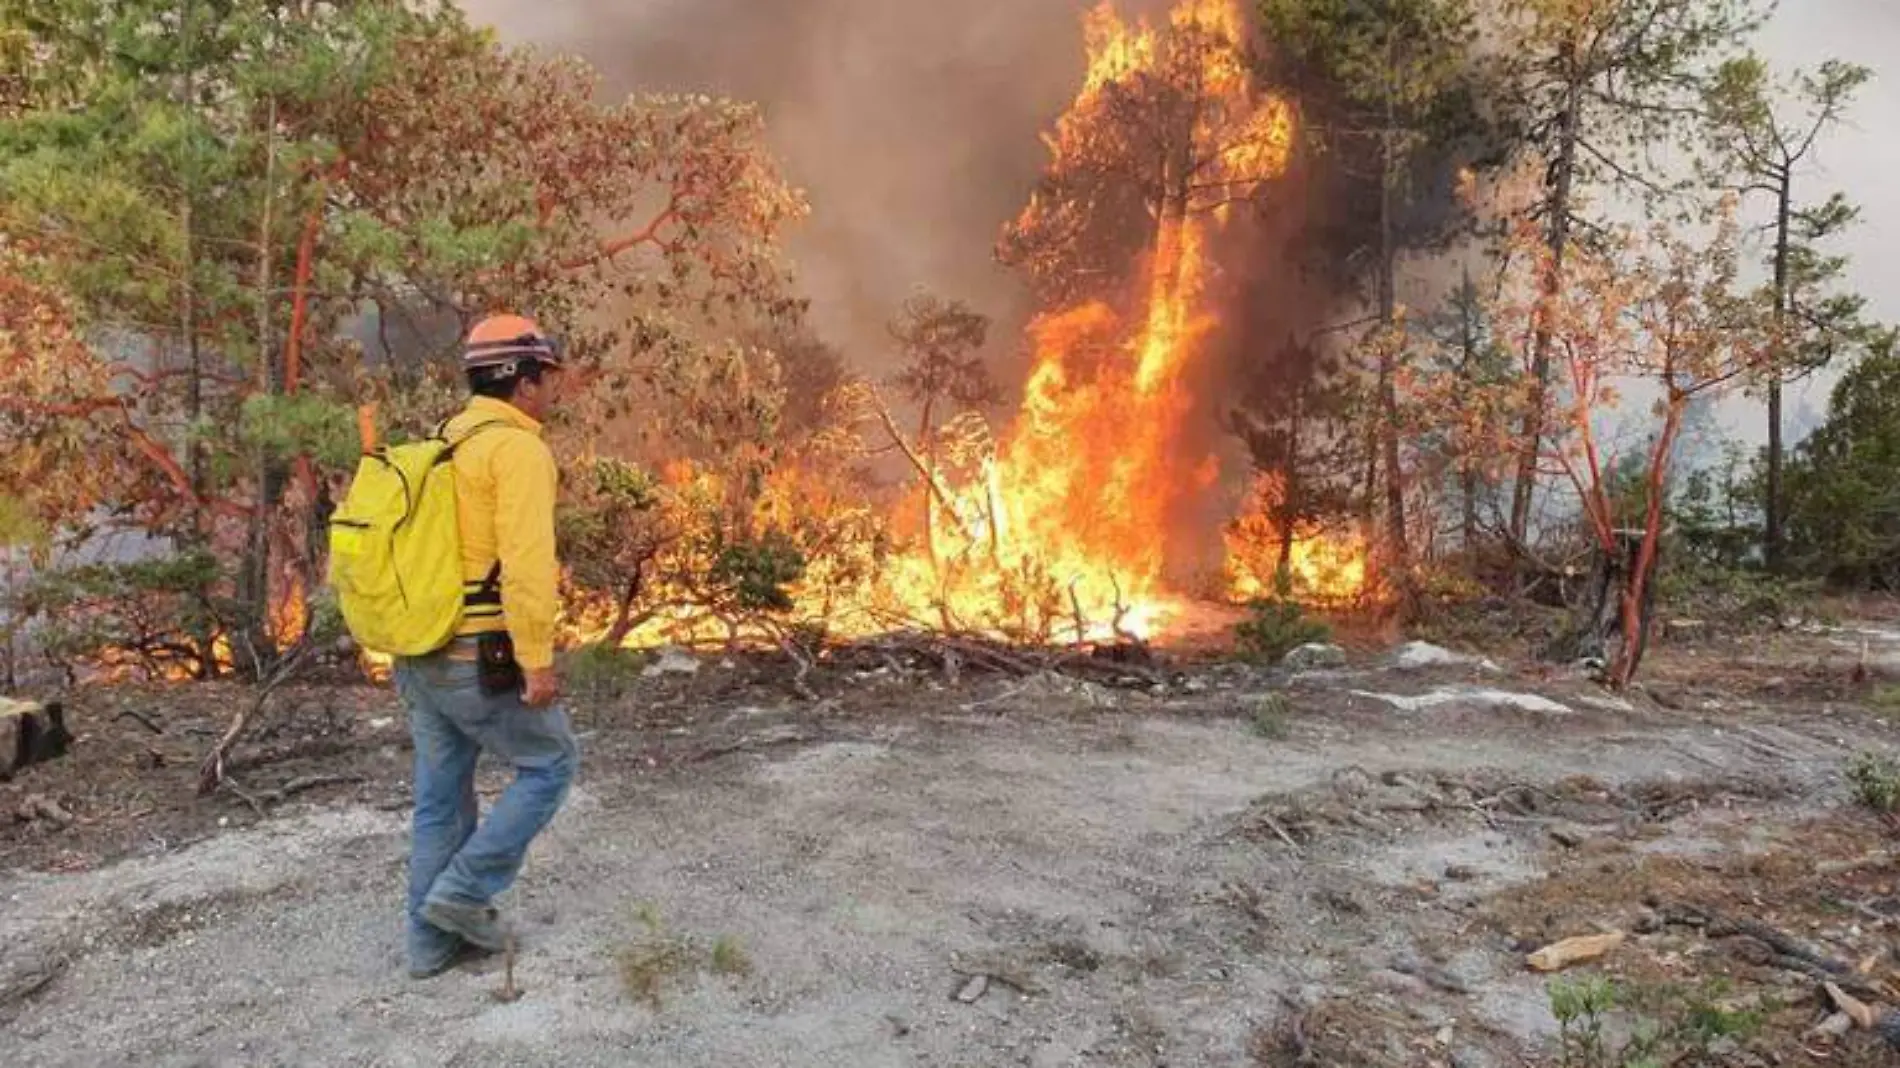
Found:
[1574,529,1658,677]
[1,698,71,781]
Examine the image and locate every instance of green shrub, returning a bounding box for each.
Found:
[12,550,235,680]
[1234,566,1330,662]
[1548,976,1765,1068]
[707,529,806,613]
[1846,751,1900,813]
[564,642,649,701]
[1250,693,1292,739]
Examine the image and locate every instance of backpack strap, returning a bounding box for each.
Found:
[463,562,504,614]
[435,418,511,459]
[438,418,516,615]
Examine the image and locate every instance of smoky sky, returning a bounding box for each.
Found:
[459,0,1158,374]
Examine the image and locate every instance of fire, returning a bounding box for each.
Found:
[871,0,1298,640]
[565,0,1363,652]
[1223,475,1368,605]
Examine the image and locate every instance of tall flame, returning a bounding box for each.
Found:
[935,0,1293,638]
[577,0,1361,652]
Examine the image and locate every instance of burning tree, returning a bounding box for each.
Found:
[1258,0,1497,592]
[1000,0,1293,306]
[883,292,998,573]
[969,0,1297,636]
[1494,201,1768,686]
[1224,333,1363,600]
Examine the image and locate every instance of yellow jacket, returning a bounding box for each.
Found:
[443,397,561,670]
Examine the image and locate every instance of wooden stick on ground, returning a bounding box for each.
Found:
[198,640,316,796]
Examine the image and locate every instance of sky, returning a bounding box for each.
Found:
[459,0,1898,451]
[1747,0,1900,442]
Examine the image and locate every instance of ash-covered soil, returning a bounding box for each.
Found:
[4,625,1900,1067]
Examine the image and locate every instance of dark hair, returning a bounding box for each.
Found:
[468,359,548,400]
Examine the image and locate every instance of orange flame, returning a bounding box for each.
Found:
[882,0,1295,640]
[573,0,1361,652]
[1223,476,1368,605]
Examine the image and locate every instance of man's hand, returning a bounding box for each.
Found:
[522,667,560,708]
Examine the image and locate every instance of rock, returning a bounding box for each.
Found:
[1282,643,1348,670]
[1389,642,1500,674]
[1548,824,1589,850]
[15,794,73,827]
[1878,1009,1900,1050]
[1526,931,1625,972]
[1805,1013,1853,1041]
[1368,969,1433,999]
[954,975,989,1003]
[1351,687,1572,716]
[642,646,700,678]
[1,698,70,780]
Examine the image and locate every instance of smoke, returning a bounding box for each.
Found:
[458,0,1125,373]
[458,0,1366,589]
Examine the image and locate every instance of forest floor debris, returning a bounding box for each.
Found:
[3,622,1900,1066]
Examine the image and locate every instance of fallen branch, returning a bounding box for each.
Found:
[113,709,163,735]
[1256,811,1302,851]
[198,638,317,796]
[1815,851,1894,877]
[1659,902,1885,1001]
[221,772,364,815]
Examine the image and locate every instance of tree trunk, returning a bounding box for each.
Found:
[1457,271,1480,554]
[605,562,647,647]
[1611,395,1685,688]
[1510,72,1581,552]
[177,4,216,680]
[1276,384,1306,579]
[1764,176,1792,571]
[241,98,280,676]
[918,394,937,571]
[1377,61,1412,608]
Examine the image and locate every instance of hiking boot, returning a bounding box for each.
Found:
[408,936,481,980]
[420,898,510,953]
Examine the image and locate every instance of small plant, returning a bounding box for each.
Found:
[1847,751,1900,813]
[1548,976,1765,1068]
[710,934,753,977]
[563,642,649,701]
[1250,693,1291,739]
[1550,975,1619,1068]
[612,905,754,1008]
[1234,565,1330,663]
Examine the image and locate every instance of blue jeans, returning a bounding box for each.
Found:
[394,650,578,969]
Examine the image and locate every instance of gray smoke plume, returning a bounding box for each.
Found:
[460,0,1139,372]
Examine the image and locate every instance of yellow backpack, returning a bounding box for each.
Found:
[327,420,503,657]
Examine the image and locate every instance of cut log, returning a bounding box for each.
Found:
[1527,932,1625,972]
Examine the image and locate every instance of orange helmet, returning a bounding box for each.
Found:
[462,313,562,375]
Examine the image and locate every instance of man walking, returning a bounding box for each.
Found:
[398,313,579,979]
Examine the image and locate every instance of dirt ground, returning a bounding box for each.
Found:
[4,618,1900,1067]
